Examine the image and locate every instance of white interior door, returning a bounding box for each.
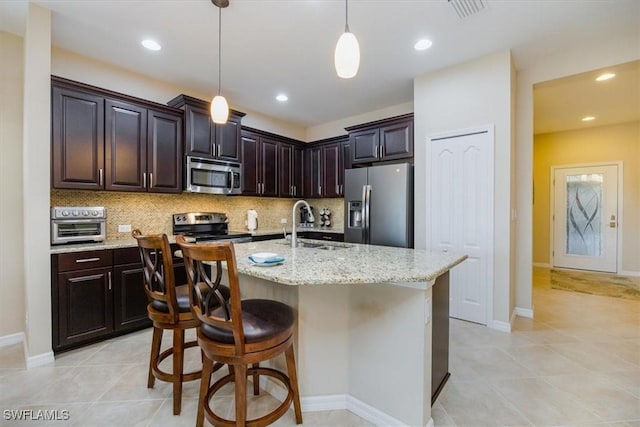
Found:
[552,164,619,273]
[429,128,493,325]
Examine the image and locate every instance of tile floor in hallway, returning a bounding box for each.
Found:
[0,266,638,426]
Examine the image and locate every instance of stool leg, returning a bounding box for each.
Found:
[234,363,248,426]
[252,363,260,396]
[148,326,163,388]
[285,345,303,424]
[172,328,185,415]
[196,357,214,427]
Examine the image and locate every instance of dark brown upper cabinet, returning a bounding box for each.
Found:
[167,94,244,163]
[303,136,347,198]
[279,141,304,198]
[51,76,183,193]
[240,129,278,197]
[52,86,105,190]
[345,113,414,165]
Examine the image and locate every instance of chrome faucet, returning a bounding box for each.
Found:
[291,200,314,248]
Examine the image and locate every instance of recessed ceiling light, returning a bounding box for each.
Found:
[414,39,433,51]
[276,94,288,102]
[141,39,161,51]
[595,73,615,82]
[582,116,596,122]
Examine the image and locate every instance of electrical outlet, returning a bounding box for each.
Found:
[118,224,132,233]
[280,218,287,224]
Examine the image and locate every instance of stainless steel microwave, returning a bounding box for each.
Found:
[185,156,242,195]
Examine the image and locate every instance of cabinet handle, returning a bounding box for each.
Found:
[318,185,322,195]
[99,168,103,186]
[76,257,100,264]
[217,144,221,157]
[340,184,343,195]
[380,145,384,158]
[107,271,112,291]
[143,173,147,189]
[149,173,153,189]
[294,185,297,196]
[336,185,339,195]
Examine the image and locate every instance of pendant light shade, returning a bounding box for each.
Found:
[334,31,360,79]
[335,0,360,79]
[211,95,229,124]
[211,1,229,124]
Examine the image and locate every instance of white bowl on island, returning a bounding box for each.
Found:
[250,252,279,263]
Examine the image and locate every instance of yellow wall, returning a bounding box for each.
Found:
[533,121,640,273]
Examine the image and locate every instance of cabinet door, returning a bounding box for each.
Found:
[52,86,105,190]
[304,146,322,198]
[112,263,152,332]
[215,115,241,162]
[105,99,147,191]
[147,109,183,193]
[322,143,342,198]
[279,143,294,197]
[260,138,279,197]
[241,131,260,195]
[380,119,413,160]
[184,104,215,158]
[57,267,114,348]
[350,128,379,164]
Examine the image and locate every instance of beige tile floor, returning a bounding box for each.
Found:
[0,267,638,426]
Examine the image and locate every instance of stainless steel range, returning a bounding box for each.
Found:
[172,212,252,243]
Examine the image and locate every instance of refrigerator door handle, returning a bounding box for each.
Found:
[363,184,372,244]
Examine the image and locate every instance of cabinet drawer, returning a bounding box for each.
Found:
[58,250,112,272]
[113,247,140,265]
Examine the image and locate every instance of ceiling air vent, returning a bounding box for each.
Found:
[448,0,486,19]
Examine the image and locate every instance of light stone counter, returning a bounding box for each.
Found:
[230,239,465,289]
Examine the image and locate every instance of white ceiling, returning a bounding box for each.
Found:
[1,0,639,132]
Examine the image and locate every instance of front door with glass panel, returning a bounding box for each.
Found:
[552,164,619,273]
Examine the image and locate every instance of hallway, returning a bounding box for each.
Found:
[434,267,640,426]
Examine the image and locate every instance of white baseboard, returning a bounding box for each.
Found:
[0,332,24,348]
[620,270,640,277]
[514,307,534,318]
[261,377,421,426]
[25,351,55,369]
[487,318,512,332]
[532,262,551,268]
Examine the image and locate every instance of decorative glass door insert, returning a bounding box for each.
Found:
[565,173,603,257]
[553,165,618,273]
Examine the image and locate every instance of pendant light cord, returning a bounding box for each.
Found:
[345,0,350,33]
[217,6,222,96]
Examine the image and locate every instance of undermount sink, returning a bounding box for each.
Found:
[277,240,352,250]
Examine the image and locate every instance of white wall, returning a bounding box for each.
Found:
[22,3,53,363]
[52,48,307,141]
[305,102,413,142]
[414,51,514,325]
[0,31,25,339]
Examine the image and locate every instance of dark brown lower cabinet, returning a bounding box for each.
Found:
[52,246,185,353]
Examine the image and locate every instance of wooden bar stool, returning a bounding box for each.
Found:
[132,230,225,415]
[176,236,303,427]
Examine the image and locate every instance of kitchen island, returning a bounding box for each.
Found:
[199,238,466,427]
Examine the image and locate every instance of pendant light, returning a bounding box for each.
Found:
[211,0,229,124]
[334,0,360,79]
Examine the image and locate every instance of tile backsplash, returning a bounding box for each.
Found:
[51,190,344,241]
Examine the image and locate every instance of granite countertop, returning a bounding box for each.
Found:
[50,227,344,254]
[186,239,467,289]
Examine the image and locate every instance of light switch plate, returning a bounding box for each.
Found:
[118,224,132,233]
[280,218,287,224]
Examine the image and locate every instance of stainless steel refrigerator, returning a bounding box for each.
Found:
[344,162,413,248]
